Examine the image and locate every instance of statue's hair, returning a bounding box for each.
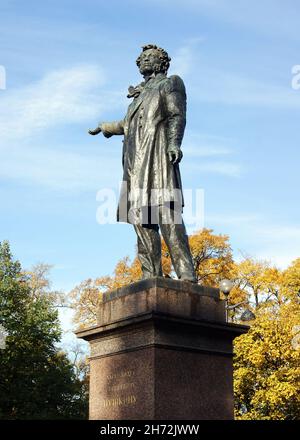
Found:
[136,44,171,74]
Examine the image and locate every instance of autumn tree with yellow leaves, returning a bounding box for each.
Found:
[70,229,233,327]
[69,230,300,419]
[234,258,300,420]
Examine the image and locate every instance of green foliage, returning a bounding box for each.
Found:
[0,241,88,419]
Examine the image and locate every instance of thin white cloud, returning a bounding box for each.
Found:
[0,64,122,143]
[257,225,300,240]
[151,0,300,41]
[168,38,300,109]
[203,0,300,41]
[182,131,241,176]
[184,145,232,157]
[189,161,241,177]
[170,46,193,77]
[191,68,300,109]
[206,213,260,226]
[170,38,205,77]
[255,251,300,270]
[0,65,125,190]
[183,132,235,157]
[206,212,300,269]
[0,64,243,188]
[254,225,300,267]
[0,144,121,190]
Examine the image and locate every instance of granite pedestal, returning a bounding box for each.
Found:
[76,277,248,420]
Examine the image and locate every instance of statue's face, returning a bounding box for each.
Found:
[138,49,163,76]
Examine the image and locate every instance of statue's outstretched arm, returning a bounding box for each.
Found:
[88,120,125,138]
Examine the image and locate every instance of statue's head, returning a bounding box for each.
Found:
[136,44,171,76]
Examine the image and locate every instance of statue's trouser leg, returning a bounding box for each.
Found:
[133,206,196,281]
[133,223,163,278]
[158,205,196,282]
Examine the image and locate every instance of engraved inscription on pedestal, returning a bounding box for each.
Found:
[102,369,137,409]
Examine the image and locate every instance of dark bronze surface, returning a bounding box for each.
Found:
[89,44,196,282]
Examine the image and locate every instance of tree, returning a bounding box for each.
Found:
[282,258,300,302]
[189,228,234,286]
[234,301,300,419]
[223,258,284,322]
[234,258,300,420]
[0,241,87,419]
[68,230,300,420]
[66,341,89,404]
[24,262,66,307]
[70,229,234,326]
[230,258,282,309]
[70,257,142,328]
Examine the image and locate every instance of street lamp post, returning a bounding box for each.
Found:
[219,279,233,322]
[219,280,256,323]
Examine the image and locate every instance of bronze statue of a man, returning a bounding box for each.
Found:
[89,44,196,282]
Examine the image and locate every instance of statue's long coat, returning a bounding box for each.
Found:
[101,73,186,223]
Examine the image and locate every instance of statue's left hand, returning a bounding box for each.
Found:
[168,148,183,164]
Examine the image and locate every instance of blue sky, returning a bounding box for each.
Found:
[1,0,300,304]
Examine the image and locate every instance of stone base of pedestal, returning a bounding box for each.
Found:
[76,277,248,420]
